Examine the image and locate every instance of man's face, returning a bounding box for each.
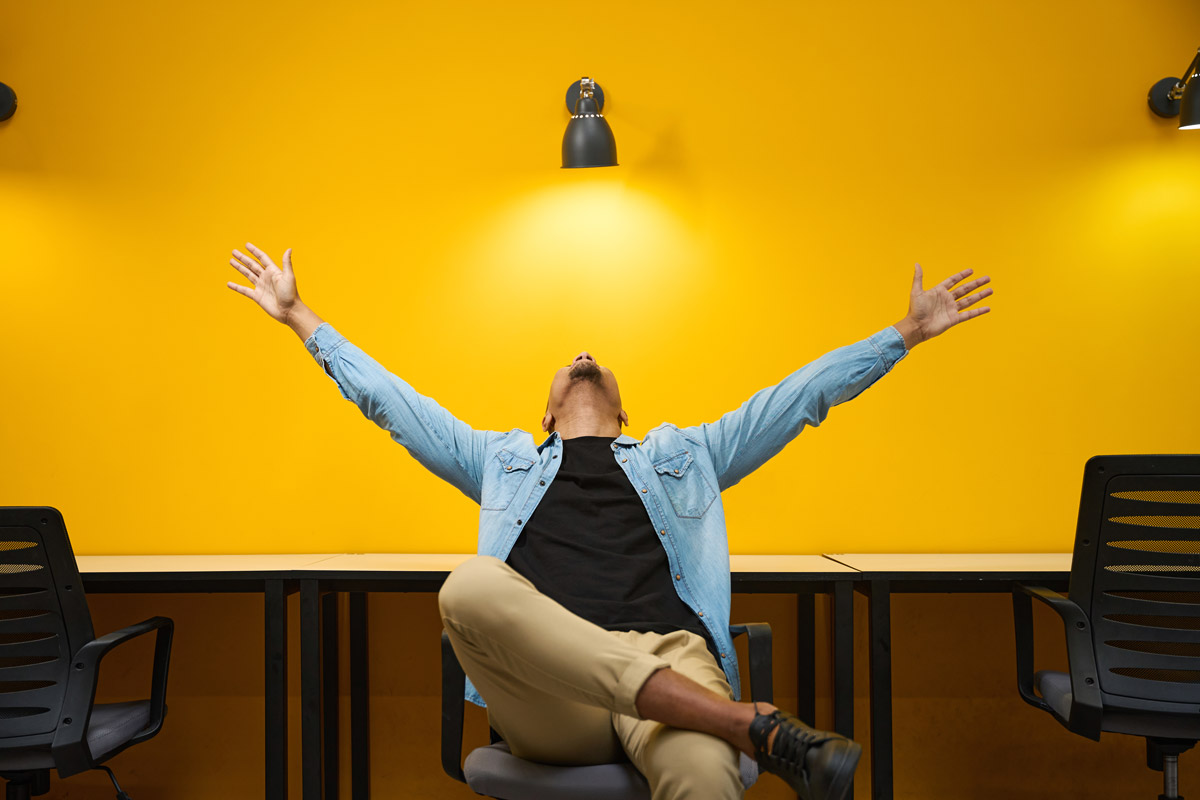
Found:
[543,351,627,433]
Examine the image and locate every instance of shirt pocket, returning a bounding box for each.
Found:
[480,449,536,511]
[652,450,716,519]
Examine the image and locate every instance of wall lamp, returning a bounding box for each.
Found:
[1149,48,1200,130]
[0,83,15,121]
[562,77,617,168]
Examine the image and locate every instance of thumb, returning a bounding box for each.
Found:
[282,247,294,276]
[911,262,923,294]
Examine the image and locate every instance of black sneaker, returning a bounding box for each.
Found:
[748,708,861,800]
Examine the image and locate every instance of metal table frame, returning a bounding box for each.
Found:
[77,554,344,800]
[77,552,1072,800]
[823,553,1072,800]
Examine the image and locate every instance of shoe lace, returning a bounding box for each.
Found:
[751,703,836,781]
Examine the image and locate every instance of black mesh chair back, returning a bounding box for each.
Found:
[0,507,94,748]
[1068,454,1200,714]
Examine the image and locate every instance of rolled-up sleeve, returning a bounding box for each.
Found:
[687,326,908,491]
[305,323,503,503]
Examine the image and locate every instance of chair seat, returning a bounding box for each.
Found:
[463,741,758,800]
[0,701,151,772]
[1036,671,1200,740]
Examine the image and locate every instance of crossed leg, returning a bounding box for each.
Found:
[439,556,747,799]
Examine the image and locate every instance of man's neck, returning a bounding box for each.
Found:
[554,414,622,440]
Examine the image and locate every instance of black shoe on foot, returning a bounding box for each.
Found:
[748,708,861,800]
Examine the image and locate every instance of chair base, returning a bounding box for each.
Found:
[2,770,50,800]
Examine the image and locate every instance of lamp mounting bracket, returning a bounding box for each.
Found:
[1149,76,1185,118]
[565,80,605,113]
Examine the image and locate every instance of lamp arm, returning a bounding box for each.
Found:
[1169,48,1200,99]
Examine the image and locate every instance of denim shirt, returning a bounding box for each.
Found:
[305,323,907,705]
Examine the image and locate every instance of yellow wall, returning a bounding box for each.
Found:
[5,2,1200,799]
[5,0,1199,557]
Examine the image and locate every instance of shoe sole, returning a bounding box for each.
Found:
[821,740,862,800]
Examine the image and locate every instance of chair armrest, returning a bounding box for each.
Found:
[441,630,466,783]
[50,616,174,777]
[730,623,773,705]
[1012,585,1102,740]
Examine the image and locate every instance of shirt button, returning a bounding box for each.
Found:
[539,480,545,486]
[553,455,558,459]
[675,574,681,580]
[674,469,680,474]
[659,529,666,536]
[721,652,727,658]
[516,519,522,525]
[621,458,627,463]
[642,488,648,493]
[698,612,704,617]
[505,466,512,471]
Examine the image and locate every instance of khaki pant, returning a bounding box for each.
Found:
[439,556,743,800]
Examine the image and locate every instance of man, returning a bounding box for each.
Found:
[226,243,991,800]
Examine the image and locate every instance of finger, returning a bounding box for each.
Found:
[911,263,923,294]
[950,275,990,300]
[230,258,258,284]
[232,249,263,275]
[956,287,993,310]
[957,306,991,323]
[245,242,277,270]
[937,268,974,291]
[282,247,294,276]
[226,281,256,298]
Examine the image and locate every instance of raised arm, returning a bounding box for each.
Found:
[688,264,992,490]
[226,243,502,502]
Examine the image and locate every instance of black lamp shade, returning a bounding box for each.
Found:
[1181,79,1200,130]
[562,92,618,168]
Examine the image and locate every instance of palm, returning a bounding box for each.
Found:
[227,244,299,323]
[907,265,992,341]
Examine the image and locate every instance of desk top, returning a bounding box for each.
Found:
[825,553,1071,573]
[824,553,1072,591]
[76,554,342,573]
[74,552,1070,593]
[75,553,857,575]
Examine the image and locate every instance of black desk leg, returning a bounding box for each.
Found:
[322,592,340,800]
[301,579,323,800]
[796,594,816,725]
[866,580,893,800]
[832,580,854,739]
[265,580,288,800]
[349,592,370,800]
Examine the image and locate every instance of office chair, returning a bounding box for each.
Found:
[1013,455,1200,800]
[442,623,773,798]
[0,507,173,800]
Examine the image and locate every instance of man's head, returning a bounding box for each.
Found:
[542,351,629,436]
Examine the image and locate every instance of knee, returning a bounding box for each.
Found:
[439,555,508,626]
[647,734,742,800]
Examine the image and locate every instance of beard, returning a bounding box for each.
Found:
[568,360,603,385]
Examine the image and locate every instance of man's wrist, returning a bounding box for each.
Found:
[893,316,924,351]
[284,302,324,343]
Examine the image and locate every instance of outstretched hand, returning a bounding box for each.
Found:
[227,243,301,324]
[898,264,992,348]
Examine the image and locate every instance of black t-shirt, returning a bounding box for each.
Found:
[505,436,717,659]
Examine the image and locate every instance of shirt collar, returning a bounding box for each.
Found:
[537,431,642,451]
